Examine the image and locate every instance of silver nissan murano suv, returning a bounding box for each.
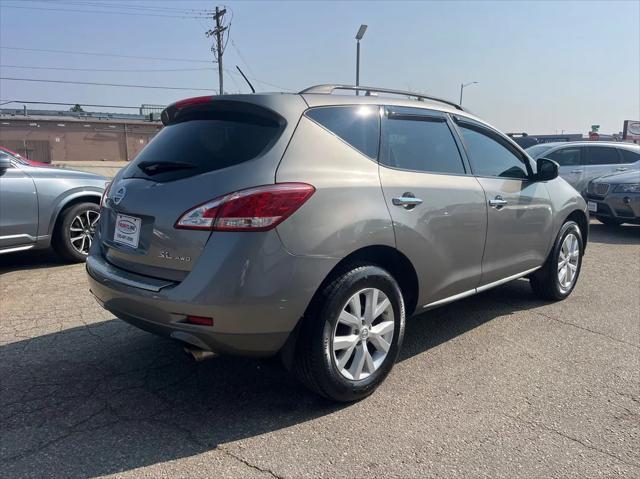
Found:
[87,85,588,402]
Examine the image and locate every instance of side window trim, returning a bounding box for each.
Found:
[454,116,534,179]
[380,106,468,176]
[446,114,474,174]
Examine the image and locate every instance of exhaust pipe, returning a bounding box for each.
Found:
[184,346,217,362]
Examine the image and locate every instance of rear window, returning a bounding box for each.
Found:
[123,106,284,182]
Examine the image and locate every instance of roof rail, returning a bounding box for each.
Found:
[299,84,464,111]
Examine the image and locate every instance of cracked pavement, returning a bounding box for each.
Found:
[1,221,639,478]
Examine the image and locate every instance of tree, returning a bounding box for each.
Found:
[69,104,84,112]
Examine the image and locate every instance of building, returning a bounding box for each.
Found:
[0,108,163,164]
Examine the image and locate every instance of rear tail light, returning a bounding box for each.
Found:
[100,181,111,207]
[175,183,315,231]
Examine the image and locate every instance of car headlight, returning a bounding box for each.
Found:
[613,183,640,193]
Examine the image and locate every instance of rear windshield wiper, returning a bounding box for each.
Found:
[137,160,198,175]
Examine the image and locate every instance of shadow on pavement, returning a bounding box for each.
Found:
[588,222,640,246]
[0,249,68,275]
[0,280,539,478]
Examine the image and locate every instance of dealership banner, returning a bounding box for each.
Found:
[622,120,640,141]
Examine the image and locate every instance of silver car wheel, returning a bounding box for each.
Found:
[69,210,100,256]
[332,288,395,381]
[557,233,579,292]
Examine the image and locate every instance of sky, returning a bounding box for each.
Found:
[0,0,639,134]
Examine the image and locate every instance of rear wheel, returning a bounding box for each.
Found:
[530,221,583,301]
[596,216,623,227]
[53,202,100,262]
[294,265,405,402]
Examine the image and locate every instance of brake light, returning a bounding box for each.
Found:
[174,96,214,110]
[100,181,111,207]
[175,183,315,231]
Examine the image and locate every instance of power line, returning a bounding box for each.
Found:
[30,1,212,14]
[1,64,213,73]
[0,100,141,109]
[0,4,211,19]
[230,39,257,79]
[0,77,215,92]
[0,46,213,64]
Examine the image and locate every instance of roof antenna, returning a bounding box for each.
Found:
[235,65,255,93]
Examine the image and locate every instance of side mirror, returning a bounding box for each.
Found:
[536,157,559,181]
[0,156,11,171]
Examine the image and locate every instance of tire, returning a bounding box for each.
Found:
[530,220,583,301]
[52,202,100,263]
[294,265,406,402]
[596,216,623,227]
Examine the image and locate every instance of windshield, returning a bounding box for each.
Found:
[525,144,555,158]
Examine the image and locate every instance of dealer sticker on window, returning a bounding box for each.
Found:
[114,213,141,248]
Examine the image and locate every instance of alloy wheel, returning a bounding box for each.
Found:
[557,233,579,292]
[69,210,100,255]
[332,288,395,381]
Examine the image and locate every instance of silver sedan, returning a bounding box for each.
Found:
[0,150,107,262]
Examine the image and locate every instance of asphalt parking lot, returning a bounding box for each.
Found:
[1,221,638,478]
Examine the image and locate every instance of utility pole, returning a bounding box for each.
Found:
[206,7,228,95]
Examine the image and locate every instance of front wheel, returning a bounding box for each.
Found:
[53,202,100,262]
[294,265,405,402]
[530,220,583,300]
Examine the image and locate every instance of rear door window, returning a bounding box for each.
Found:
[584,147,621,165]
[123,105,285,182]
[305,105,380,159]
[546,147,582,166]
[380,109,465,174]
[619,149,640,164]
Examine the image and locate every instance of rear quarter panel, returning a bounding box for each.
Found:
[275,115,394,258]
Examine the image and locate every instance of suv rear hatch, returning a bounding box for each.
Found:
[98,94,306,281]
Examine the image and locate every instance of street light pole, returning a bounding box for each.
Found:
[355,24,367,95]
[356,40,360,90]
[459,81,478,106]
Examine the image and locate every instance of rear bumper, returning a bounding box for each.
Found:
[586,192,640,224]
[87,231,338,357]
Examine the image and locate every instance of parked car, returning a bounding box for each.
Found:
[0,146,52,168]
[526,141,640,195]
[586,170,640,225]
[0,153,106,261]
[87,85,588,402]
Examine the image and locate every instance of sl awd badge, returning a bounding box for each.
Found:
[159,251,191,262]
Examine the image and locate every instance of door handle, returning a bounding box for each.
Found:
[489,195,508,208]
[570,169,582,174]
[392,194,423,208]
[615,167,628,171]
